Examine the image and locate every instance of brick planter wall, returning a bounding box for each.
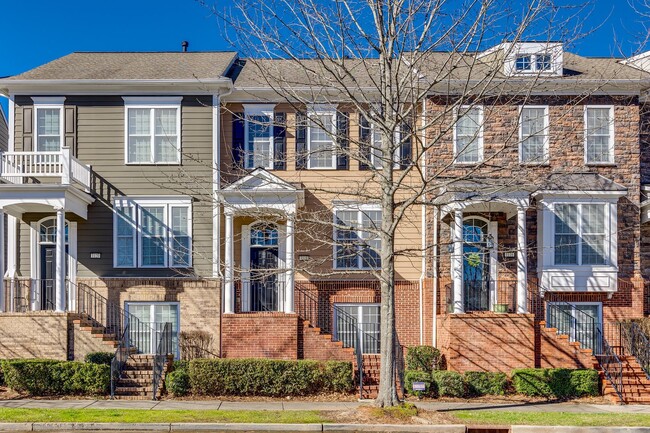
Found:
[221,313,299,359]
[438,312,535,372]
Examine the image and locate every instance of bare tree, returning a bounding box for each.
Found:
[197,0,591,407]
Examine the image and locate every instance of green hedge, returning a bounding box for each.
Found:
[1,359,110,396]
[84,352,114,366]
[464,371,509,396]
[405,346,443,372]
[431,371,465,397]
[404,370,432,398]
[512,368,599,399]
[166,361,190,397]
[189,358,354,396]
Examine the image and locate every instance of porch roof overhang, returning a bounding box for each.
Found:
[433,181,533,219]
[219,168,305,216]
[0,184,95,219]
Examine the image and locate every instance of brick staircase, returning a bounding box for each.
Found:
[356,353,380,399]
[601,355,650,404]
[538,320,597,369]
[300,320,356,361]
[113,354,173,400]
[70,314,120,351]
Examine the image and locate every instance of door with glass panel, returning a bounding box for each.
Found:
[462,218,491,311]
[334,304,380,354]
[249,224,281,312]
[126,303,180,358]
[547,302,601,352]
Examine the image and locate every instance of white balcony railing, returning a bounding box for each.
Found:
[0,148,91,190]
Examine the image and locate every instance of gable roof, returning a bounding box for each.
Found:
[6,52,239,81]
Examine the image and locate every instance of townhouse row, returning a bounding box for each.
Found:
[0,43,648,376]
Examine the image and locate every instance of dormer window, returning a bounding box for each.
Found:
[515,53,552,73]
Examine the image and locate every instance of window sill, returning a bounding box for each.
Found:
[125,162,182,166]
[520,161,550,167]
[585,162,616,167]
[453,161,482,166]
[306,167,337,170]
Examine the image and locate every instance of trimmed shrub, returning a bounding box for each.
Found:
[405,346,443,372]
[85,352,114,366]
[1,359,110,396]
[464,371,509,396]
[512,368,599,399]
[189,358,354,397]
[431,371,465,398]
[404,370,432,398]
[166,361,190,397]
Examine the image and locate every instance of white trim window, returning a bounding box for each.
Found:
[584,106,614,164]
[123,97,182,164]
[515,53,552,73]
[554,203,607,266]
[243,104,274,169]
[334,204,382,270]
[307,106,336,169]
[370,123,400,169]
[125,302,180,357]
[454,106,483,164]
[33,97,65,152]
[334,303,381,354]
[113,197,192,268]
[519,106,549,163]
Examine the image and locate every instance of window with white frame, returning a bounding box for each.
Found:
[585,106,614,164]
[554,203,607,266]
[308,108,336,169]
[114,197,192,268]
[33,98,64,152]
[515,53,552,72]
[124,97,181,164]
[454,106,483,164]
[244,105,274,169]
[520,106,549,163]
[334,205,382,269]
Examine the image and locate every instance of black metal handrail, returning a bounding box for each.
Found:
[620,322,650,379]
[246,279,286,312]
[152,322,173,401]
[596,326,624,402]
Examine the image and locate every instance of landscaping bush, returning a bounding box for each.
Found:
[166,361,190,397]
[405,346,443,372]
[512,368,599,399]
[189,358,354,396]
[404,370,432,398]
[84,352,114,366]
[464,371,509,396]
[431,371,465,398]
[1,359,109,396]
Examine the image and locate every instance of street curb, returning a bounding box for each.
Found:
[512,427,650,433]
[0,423,467,432]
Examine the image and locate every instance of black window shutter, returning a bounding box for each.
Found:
[399,119,413,169]
[359,115,371,170]
[295,111,308,170]
[336,111,349,170]
[273,112,286,170]
[232,112,245,169]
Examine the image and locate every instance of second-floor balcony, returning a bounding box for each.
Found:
[0,148,91,190]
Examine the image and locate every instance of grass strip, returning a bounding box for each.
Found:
[453,410,650,427]
[0,408,330,424]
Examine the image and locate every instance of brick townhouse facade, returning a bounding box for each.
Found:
[0,43,649,396]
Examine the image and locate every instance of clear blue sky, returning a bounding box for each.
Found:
[0,0,647,117]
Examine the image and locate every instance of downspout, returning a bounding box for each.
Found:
[432,206,439,347]
[419,98,427,345]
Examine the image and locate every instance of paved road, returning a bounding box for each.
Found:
[0,399,649,414]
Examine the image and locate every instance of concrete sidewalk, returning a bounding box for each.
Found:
[0,399,649,414]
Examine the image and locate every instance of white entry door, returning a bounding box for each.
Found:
[126,302,180,358]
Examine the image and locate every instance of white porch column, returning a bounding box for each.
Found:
[452,209,464,314]
[0,209,5,313]
[284,216,295,313]
[55,207,66,312]
[516,206,528,314]
[224,211,235,314]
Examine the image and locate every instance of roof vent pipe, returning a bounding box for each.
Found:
[182,41,189,52]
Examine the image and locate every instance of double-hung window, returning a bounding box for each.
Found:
[454,106,483,164]
[33,97,65,152]
[114,197,192,268]
[307,107,336,169]
[243,105,274,169]
[554,203,607,266]
[124,97,181,164]
[515,53,552,72]
[584,106,614,164]
[334,204,382,270]
[519,106,549,163]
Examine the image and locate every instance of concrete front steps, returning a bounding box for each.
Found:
[113,354,173,400]
[601,355,650,404]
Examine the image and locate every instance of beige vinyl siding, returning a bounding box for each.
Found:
[15,96,215,279]
[221,103,423,281]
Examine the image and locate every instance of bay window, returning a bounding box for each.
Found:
[554,203,607,266]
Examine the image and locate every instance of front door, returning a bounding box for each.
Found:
[462,218,490,311]
[250,247,280,311]
[40,245,56,310]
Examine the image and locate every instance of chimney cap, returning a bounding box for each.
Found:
[181,41,189,52]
